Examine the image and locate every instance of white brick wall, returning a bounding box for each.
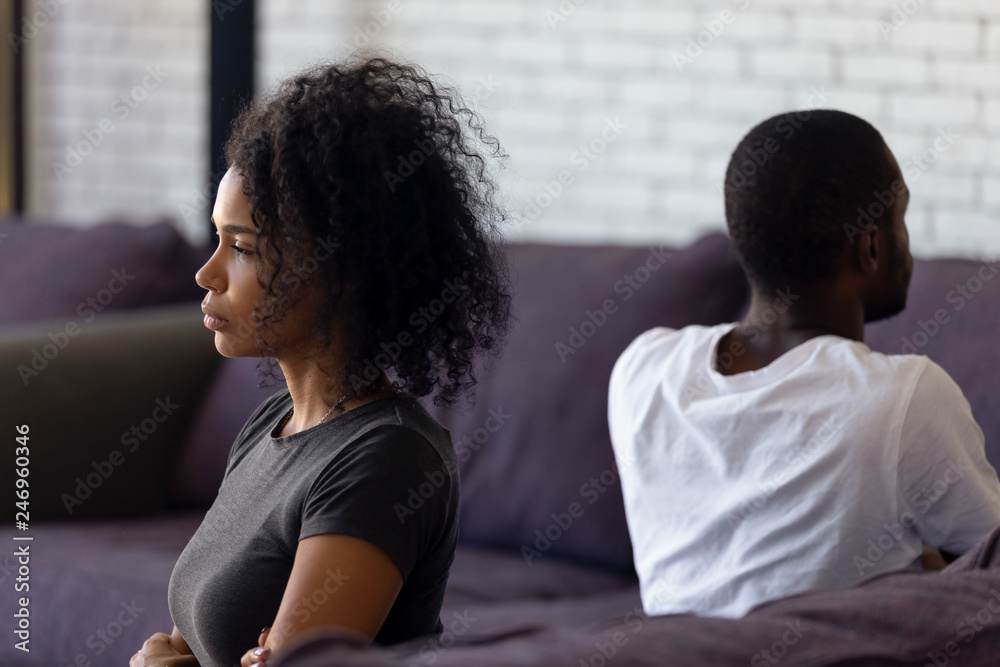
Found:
[26,0,1000,258]
[253,0,1000,258]
[23,0,208,245]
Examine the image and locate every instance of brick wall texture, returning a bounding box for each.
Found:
[21,0,1000,257]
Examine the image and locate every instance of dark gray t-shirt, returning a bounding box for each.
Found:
[167,388,459,667]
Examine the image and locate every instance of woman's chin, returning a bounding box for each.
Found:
[213,338,260,359]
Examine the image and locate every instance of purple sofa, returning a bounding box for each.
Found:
[2,217,1000,667]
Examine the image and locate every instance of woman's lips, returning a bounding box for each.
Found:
[202,308,229,331]
[203,314,228,330]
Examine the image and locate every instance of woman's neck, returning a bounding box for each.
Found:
[275,357,394,436]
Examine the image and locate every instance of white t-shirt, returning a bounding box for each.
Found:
[608,323,1000,618]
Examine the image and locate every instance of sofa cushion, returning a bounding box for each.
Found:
[0,217,210,328]
[0,511,202,667]
[424,234,749,572]
[865,257,1000,471]
[443,545,635,607]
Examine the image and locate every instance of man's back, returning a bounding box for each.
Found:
[608,323,1000,617]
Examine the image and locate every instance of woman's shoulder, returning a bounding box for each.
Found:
[302,394,459,529]
[340,392,456,469]
[234,388,456,475]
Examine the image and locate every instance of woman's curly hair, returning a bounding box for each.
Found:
[224,56,512,406]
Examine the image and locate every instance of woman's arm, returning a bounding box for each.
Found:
[243,534,402,664]
[129,631,198,667]
[170,625,193,655]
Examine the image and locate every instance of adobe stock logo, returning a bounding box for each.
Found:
[898,258,1000,355]
[60,396,180,515]
[545,0,588,30]
[17,267,136,386]
[843,179,907,244]
[7,0,69,53]
[51,65,169,182]
[555,245,672,363]
[671,0,753,72]
[516,117,628,228]
[844,127,959,244]
[717,85,830,197]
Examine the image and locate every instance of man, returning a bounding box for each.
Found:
[608,109,1000,618]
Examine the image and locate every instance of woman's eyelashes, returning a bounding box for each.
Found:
[213,230,256,260]
[231,244,255,258]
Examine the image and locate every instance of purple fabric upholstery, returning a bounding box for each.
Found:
[0,511,204,667]
[865,258,1000,471]
[271,526,1000,667]
[0,217,210,328]
[444,546,634,606]
[422,234,749,572]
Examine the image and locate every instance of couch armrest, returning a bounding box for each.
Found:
[0,302,221,522]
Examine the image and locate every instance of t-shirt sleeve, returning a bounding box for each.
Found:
[608,327,675,457]
[897,360,1000,553]
[609,328,674,410]
[299,424,455,580]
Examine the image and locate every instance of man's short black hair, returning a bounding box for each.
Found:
[723,109,900,294]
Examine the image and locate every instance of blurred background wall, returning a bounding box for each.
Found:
[11,0,1000,257]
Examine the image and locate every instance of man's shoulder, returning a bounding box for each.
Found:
[821,338,932,378]
[892,354,966,405]
[617,323,728,366]
[833,346,967,413]
[610,323,731,403]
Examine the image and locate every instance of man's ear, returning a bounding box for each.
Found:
[855,223,881,276]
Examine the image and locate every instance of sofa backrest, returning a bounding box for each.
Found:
[0,217,209,327]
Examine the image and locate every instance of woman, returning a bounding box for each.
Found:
[130,56,511,667]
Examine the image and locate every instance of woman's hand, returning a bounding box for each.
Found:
[129,632,199,667]
[240,626,272,667]
[922,544,949,571]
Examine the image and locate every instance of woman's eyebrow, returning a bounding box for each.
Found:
[212,216,257,236]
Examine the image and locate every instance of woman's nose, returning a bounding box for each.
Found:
[195,250,225,293]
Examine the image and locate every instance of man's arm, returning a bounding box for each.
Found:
[898,361,1000,556]
[940,549,961,564]
[921,545,959,571]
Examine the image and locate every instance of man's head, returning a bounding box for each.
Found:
[724,109,913,323]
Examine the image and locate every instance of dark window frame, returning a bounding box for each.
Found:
[1,0,24,215]
[208,0,256,246]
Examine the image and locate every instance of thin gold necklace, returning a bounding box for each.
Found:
[275,392,350,436]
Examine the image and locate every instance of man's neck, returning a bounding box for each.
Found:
[715,287,866,375]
